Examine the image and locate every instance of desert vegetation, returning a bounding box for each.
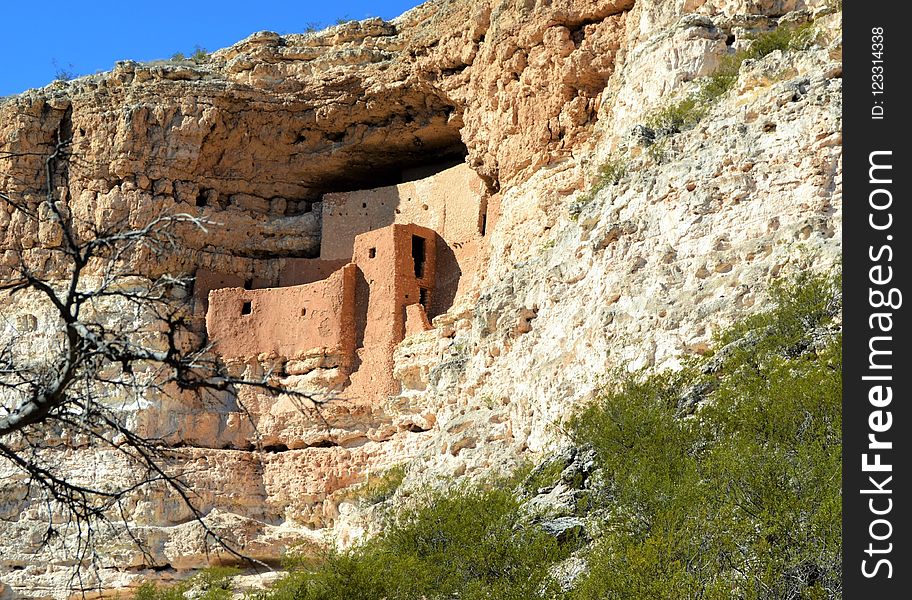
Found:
[568,272,841,599]
[647,20,818,134]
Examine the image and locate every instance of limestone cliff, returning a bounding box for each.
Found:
[0,0,841,597]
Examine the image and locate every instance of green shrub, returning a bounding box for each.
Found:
[718,271,840,351]
[191,45,210,64]
[523,456,566,493]
[169,45,211,65]
[134,566,241,600]
[645,137,669,163]
[706,21,816,101]
[351,464,407,505]
[651,21,818,130]
[195,566,241,598]
[645,96,706,133]
[135,581,186,600]
[747,22,816,58]
[257,485,568,600]
[594,156,627,187]
[576,154,628,207]
[699,53,741,103]
[569,272,842,600]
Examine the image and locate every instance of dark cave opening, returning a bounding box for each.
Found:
[313,147,468,196]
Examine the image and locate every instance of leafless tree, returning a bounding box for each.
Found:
[0,134,318,591]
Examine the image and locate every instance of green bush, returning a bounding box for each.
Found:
[135,581,185,600]
[523,456,567,494]
[256,486,568,600]
[646,137,669,163]
[706,21,817,102]
[748,22,816,58]
[191,45,210,64]
[169,45,211,65]
[699,53,741,103]
[569,272,842,599]
[577,154,628,206]
[594,156,628,187]
[134,566,241,600]
[345,464,407,505]
[645,96,706,133]
[651,21,818,129]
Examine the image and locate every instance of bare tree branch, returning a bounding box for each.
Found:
[0,133,330,593]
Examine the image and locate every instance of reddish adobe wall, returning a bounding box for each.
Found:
[320,163,484,258]
[200,164,489,328]
[194,258,345,318]
[346,223,436,400]
[405,304,432,336]
[205,224,436,402]
[321,163,486,317]
[206,264,357,362]
[279,258,350,287]
[193,270,266,316]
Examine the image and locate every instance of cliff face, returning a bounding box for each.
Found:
[0,0,841,596]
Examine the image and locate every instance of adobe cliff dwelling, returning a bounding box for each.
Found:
[200,162,490,403]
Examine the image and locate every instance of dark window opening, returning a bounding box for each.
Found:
[362,202,367,208]
[195,190,208,207]
[412,235,426,279]
[241,301,252,315]
[243,279,253,290]
[368,247,376,258]
[419,287,430,310]
[478,198,489,236]
[300,307,307,317]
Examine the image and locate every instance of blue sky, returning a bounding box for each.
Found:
[1,0,424,97]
